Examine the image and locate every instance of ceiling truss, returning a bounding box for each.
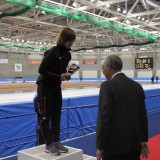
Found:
[0,0,159,54]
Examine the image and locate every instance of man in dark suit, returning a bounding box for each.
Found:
[96,55,149,160]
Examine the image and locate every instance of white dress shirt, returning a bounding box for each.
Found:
[111,71,122,79]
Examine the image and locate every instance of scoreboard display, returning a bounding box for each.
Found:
[135,58,153,69]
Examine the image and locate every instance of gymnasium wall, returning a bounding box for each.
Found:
[0,51,158,78]
[156,54,160,76]
[121,54,135,78]
[0,52,40,78]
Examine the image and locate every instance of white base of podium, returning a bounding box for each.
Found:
[18,145,96,160]
[83,154,96,160]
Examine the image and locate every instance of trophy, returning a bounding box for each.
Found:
[65,63,80,80]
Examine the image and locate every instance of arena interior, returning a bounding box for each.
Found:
[0,0,160,160]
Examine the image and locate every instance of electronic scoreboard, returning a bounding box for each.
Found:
[135,58,153,69]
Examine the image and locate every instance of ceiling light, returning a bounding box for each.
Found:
[35,5,39,9]
[123,10,127,14]
[122,48,129,52]
[106,4,110,8]
[40,42,42,44]
[22,40,24,42]
[117,8,121,11]
[126,20,131,24]
[140,47,147,51]
[146,20,149,22]
[91,0,94,2]
[138,16,141,19]
[44,42,46,45]
[87,50,93,52]
[105,49,111,52]
[36,42,38,44]
[127,13,132,17]
[42,11,46,14]
[142,18,145,21]
[72,1,81,8]
[16,39,19,42]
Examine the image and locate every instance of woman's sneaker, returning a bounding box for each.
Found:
[54,142,68,153]
[45,143,60,156]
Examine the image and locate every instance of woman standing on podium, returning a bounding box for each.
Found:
[36,27,76,156]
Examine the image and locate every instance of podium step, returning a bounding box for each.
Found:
[18,145,96,160]
[83,154,96,160]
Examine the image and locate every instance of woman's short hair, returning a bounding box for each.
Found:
[56,27,76,46]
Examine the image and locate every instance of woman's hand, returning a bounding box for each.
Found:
[96,149,104,160]
[61,73,67,81]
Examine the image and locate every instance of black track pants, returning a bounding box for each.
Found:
[38,82,62,145]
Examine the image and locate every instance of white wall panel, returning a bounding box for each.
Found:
[83,71,97,78]
[156,70,160,76]
[122,70,134,78]
[101,71,105,78]
[137,70,152,77]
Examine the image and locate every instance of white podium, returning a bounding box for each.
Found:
[83,154,96,160]
[18,145,96,160]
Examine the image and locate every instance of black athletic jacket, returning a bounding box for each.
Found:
[36,46,71,88]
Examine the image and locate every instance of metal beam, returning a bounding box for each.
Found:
[146,0,160,8]
[1,16,107,38]
[97,0,128,5]
[153,22,160,26]
[132,9,160,16]
[0,3,11,10]
[74,0,158,30]
[76,0,128,11]
[128,0,139,14]
[140,0,148,9]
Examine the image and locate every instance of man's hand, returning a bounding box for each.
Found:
[61,73,67,81]
[141,142,149,159]
[96,149,104,160]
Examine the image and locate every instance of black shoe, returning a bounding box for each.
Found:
[54,142,68,153]
[45,143,60,156]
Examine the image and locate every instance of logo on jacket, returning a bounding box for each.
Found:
[42,117,47,120]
